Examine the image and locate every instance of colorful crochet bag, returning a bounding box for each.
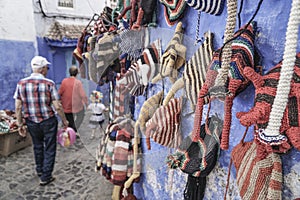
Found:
[237,53,300,158]
[226,134,282,200]
[237,0,300,157]
[185,0,225,15]
[193,21,259,150]
[166,115,223,200]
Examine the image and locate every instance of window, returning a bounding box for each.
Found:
[58,0,74,8]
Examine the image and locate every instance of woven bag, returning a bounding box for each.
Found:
[237,52,300,158]
[230,140,282,199]
[166,115,223,200]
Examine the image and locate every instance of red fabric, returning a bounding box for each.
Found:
[58,77,88,113]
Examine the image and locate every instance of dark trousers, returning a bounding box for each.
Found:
[65,109,85,132]
[26,116,58,182]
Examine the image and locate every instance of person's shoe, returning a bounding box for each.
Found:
[37,173,42,177]
[40,177,55,186]
[76,132,80,139]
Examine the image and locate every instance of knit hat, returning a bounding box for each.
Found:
[31,56,51,69]
[193,22,257,150]
[159,0,187,26]
[166,115,223,199]
[152,22,186,84]
[229,140,282,199]
[117,62,146,96]
[237,53,300,158]
[145,97,183,150]
[94,32,120,79]
[163,31,214,108]
[185,0,225,15]
[135,91,164,137]
[136,39,162,86]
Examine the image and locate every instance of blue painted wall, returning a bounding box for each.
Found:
[133,0,300,199]
[0,39,35,110]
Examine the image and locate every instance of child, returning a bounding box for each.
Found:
[87,91,108,139]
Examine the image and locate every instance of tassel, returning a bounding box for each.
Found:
[184,175,206,200]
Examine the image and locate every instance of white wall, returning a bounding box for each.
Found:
[33,0,104,37]
[0,0,36,42]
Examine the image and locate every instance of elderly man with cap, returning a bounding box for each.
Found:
[14,55,69,186]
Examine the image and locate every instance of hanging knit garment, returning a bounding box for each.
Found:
[193,21,257,150]
[166,115,223,200]
[260,0,300,149]
[93,32,120,80]
[236,53,300,158]
[135,91,164,138]
[136,39,162,87]
[163,31,214,108]
[145,97,183,150]
[152,22,186,84]
[159,0,187,26]
[118,62,146,96]
[119,27,149,61]
[230,141,282,200]
[140,0,157,26]
[185,0,225,15]
[111,128,134,186]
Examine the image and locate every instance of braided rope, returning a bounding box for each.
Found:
[264,0,300,137]
[213,0,237,87]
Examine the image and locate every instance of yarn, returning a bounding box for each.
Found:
[263,0,300,140]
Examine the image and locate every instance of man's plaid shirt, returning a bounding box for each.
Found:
[14,73,59,123]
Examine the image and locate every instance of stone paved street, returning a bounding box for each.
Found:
[0,113,114,200]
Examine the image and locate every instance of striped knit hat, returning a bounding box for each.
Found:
[159,0,187,26]
[237,53,300,158]
[185,0,225,15]
[230,141,282,199]
[118,62,146,96]
[94,32,120,80]
[145,97,183,150]
[152,22,186,84]
[193,22,257,150]
[163,32,214,108]
[136,39,161,86]
[136,91,164,136]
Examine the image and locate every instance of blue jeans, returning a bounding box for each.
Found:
[26,116,58,182]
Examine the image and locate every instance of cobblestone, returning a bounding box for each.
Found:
[0,114,114,200]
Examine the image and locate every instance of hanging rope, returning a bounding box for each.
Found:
[263,0,300,138]
[213,0,237,87]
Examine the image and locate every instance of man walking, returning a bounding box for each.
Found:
[58,66,88,134]
[14,56,69,186]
